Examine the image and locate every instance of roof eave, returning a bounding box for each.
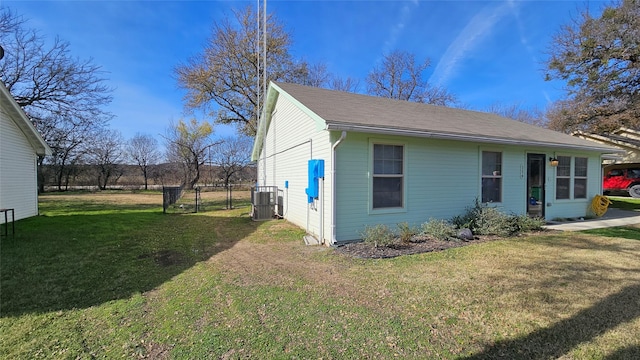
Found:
[573,130,640,151]
[326,123,623,154]
[0,82,52,156]
[251,84,280,161]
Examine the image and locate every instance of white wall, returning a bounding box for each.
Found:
[258,93,331,242]
[0,108,40,222]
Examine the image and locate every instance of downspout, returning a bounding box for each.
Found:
[306,138,312,234]
[330,131,347,245]
[319,176,324,244]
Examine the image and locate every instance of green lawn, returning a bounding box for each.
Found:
[1,192,640,359]
[608,195,640,211]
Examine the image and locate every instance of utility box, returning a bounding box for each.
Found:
[251,186,277,221]
[305,159,325,203]
[277,189,284,218]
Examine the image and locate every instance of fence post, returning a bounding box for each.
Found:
[195,187,199,213]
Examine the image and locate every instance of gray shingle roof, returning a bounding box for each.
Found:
[272,82,618,152]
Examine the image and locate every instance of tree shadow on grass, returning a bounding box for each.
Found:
[531,232,640,256]
[604,345,640,359]
[0,210,259,317]
[462,282,640,359]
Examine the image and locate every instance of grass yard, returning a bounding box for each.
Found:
[1,191,640,359]
[608,195,640,212]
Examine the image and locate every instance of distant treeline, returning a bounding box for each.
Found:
[40,163,256,192]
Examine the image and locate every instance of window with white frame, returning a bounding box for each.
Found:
[574,157,588,199]
[556,156,571,200]
[372,144,404,209]
[481,151,502,203]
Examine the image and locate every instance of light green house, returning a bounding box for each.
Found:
[251,82,620,245]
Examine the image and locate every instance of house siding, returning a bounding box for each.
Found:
[335,134,489,241]
[334,133,604,242]
[0,107,39,222]
[544,153,603,220]
[255,83,613,245]
[259,93,331,240]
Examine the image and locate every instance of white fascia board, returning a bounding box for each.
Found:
[0,82,52,156]
[574,131,640,151]
[326,123,624,154]
[615,127,640,139]
[251,83,280,161]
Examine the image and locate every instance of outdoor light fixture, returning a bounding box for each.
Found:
[549,157,559,167]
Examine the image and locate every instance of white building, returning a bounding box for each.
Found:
[0,81,52,222]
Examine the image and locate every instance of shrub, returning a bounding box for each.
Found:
[512,214,546,232]
[452,199,534,237]
[451,198,483,231]
[360,224,395,248]
[421,218,457,241]
[476,206,518,237]
[397,222,418,244]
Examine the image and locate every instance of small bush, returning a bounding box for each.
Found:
[512,214,545,232]
[421,218,457,241]
[476,207,518,237]
[451,198,483,231]
[452,199,538,237]
[360,224,395,248]
[397,222,418,244]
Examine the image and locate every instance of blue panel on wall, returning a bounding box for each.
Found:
[316,159,325,178]
[305,159,325,203]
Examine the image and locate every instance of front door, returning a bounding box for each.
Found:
[527,154,545,218]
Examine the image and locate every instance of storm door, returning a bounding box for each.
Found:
[527,154,545,218]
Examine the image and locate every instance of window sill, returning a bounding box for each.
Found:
[369,207,407,215]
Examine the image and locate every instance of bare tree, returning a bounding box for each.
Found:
[295,60,361,92]
[46,119,90,191]
[544,0,640,133]
[300,62,330,88]
[366,50,457,106]
[0,8,113,190]
[86,129,124,190]
[211,135,252,209]
[330,76,361,93]
[175,6,312,137]
[164,119,218,189]
[485,102,547,127]
[126,133,161,190]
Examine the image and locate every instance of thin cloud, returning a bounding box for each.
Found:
[429,2,514,87]
[383,1,419,53]
[508,0,537,64]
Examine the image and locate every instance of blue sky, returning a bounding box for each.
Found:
[4,0,604,143]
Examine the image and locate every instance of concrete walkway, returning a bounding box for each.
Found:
[544,208,640,231]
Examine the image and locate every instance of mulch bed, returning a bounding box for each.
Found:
[334,236,497,259]
[332,229,564,259]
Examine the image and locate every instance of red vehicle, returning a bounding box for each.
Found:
[603,163,640,198]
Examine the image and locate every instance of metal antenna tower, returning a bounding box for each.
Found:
[257,0,267,186]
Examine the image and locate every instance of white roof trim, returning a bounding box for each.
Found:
[328,123,624,153]
[573,130,640,151]
[0,81,52,156]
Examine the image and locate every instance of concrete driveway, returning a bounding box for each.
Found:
[545,208,640,231]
